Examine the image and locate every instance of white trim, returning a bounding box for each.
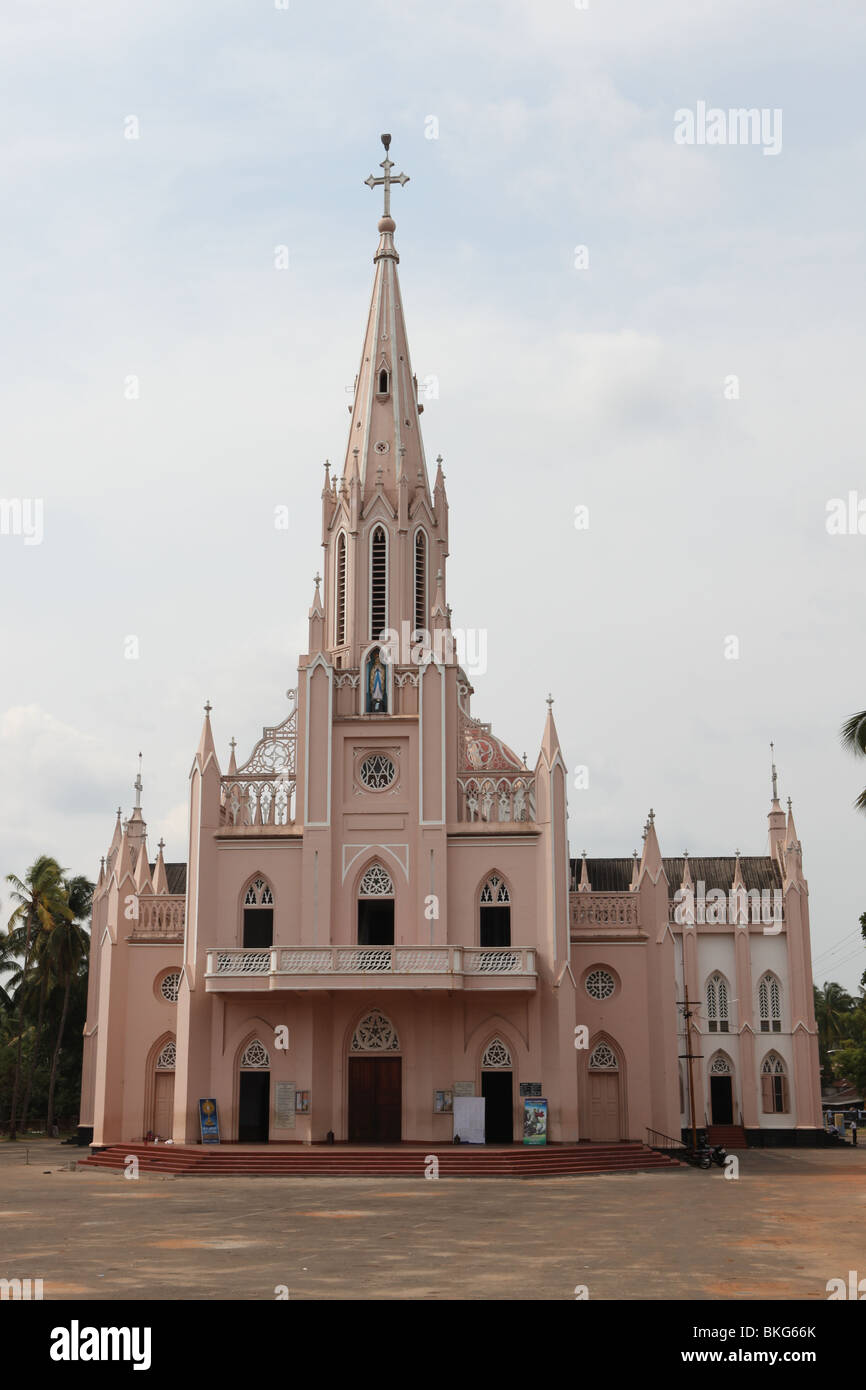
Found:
[342,842,409,882]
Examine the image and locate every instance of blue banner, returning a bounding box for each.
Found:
[199,1098,220,1144]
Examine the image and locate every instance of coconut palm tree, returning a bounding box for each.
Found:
[45,875,92,1133]
[840,709,866,812]
[4,857,69,1140]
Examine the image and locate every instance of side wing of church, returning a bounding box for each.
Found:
[78,143,823,1151]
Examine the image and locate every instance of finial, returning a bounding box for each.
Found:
[116,806,122,821]
[735,847,741,858]
[648,807,655,825]
[157,837,165,852]
[546,693,554,709]
[787,796,792,812]
[204,700,212,717]
[770,740,778,801]
[365,136,409,222]
[134,752,143,810]
[581,849,587,859]
[522,752,527,766]
[100,855,105,869]
[314,571,322,588]
[633,849,639,860]
[683,849,689,858]
[230,737,236,752]
[436,454,443,465]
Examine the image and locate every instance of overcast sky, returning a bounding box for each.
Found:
[1,0,864,989]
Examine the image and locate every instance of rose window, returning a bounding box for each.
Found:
[159,971,181,1003]
[585,969,615,1000]
[351,1010,400,1052]
[240,1040,271,1069]
[481,1039,512,1069]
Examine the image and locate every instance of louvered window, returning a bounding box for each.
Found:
[414,530,427,635]
[335,532,347,646]
[370,526,388,640]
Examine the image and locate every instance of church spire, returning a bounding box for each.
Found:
[344,135,429,505]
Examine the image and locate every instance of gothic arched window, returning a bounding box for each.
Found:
[758,974,782,1033]
[243,876,274,948]
[370,526,388,641]
[335,531,347,646]
[589,1042,619,1071]
[760,1052,789,1113]
[706,973,730,1033]
[414,529,427,636]
[358,862,395,946]
[480,873,511,948]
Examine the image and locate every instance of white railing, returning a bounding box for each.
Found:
[220,777,296,828]
[570,893,640,929]
[205,944,536,981]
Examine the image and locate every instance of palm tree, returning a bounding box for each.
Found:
[4,857,68,1140]
[840,709,866,811]
[45,875,92,1134]
[815,981,856,1062]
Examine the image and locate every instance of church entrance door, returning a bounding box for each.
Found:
[710,1075,734,1125]
[348,1058,401,1142]
[238,1071,270,1142]
[481,1071,513,1143]
[152,1071,174,1140]
[588,1071,620,1141]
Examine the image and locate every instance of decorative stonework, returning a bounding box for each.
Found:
[480,874,510,905]
[761,1053,785,1075]
[481,1038,512,1069]
[351,1010,400,1052]
[244,878,274,906]
[588,1042,618,1071]
[585,969,616,1000]
[359,753,397,790]
[359,863,394,897]
[240,1040,271,1069]
[156,1041,176,1071]
[709,1055,732,1075]
[159,971,181,1003]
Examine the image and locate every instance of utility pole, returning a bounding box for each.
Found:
[678,981,701,1150]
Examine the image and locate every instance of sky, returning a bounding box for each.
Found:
[1,0,864,989]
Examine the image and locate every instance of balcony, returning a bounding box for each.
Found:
[129,895,185,943]
[570,892,641,938]
[204,944,537,992]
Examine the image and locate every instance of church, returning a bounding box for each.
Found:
[79,140,823,1152]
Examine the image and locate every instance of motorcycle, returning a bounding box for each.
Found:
[682,1144,712,1170]
[710,1144,728,1168]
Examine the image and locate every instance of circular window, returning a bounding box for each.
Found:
[158,971,181,1003]
[359,753,396,790]
[585,969,616,1000]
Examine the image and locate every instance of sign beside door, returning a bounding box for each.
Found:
[198,1098,220,1144]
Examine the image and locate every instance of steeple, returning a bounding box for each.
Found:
[345,135,429,506]
[125,753,147,860]
[767,739,787,864]
[196,700,218,768]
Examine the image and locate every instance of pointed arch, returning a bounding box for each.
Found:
[334,528,348,647]
[705,970,731,1033]
[350,1008,401,1053]
[413,526,428,636]
[760,1050,789,1113]
[758,971,782,1033]
[355,856,395,945]
[369,524,389,641]
[241,873,274,948]
[578,1030,629,1141]
[143,1031,176,1141]
[478,869,512,948]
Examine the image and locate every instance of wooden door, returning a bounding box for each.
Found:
[152,1071,174,1140]
[348,1058,402,1142]
[481,1071,513,1143]
[588,1071,620,1140]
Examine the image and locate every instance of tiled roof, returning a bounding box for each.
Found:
[570,856,782,896]
[149,862,187,895]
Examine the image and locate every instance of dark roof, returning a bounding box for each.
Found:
[149,862,187,895]
[570,856,782,896]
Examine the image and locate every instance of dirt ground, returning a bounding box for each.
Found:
[0,1138,863,1300]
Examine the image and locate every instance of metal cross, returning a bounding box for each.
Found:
[365,134,409,218]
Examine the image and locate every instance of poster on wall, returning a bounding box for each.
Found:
[295,1090,310,1114]
[523,1098,548,1145]
[434,1090,453,1113]
[198,1099,220,1144]
[274,1082,296,1129]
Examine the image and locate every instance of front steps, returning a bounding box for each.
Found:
[707,1124,748,1149]
[81,1140,682,1180]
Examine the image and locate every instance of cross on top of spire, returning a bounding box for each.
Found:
[365,134,409,221]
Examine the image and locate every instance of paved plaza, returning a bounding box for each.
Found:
[1,1139,862,1301]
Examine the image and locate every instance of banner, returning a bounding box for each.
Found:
[523,1097,548,1145]
[198,1098,220,1144]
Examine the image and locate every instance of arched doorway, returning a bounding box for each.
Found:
[238,1039,271,1142]
[152,1040,175,1140]
[709,1053,735,1124]
[481,1038,513,1143]
[587,1041,621,1141]
[348,1010,402,1142]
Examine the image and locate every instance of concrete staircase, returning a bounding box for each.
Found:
[707,1124,748,1150]
[81,1140,682,1180]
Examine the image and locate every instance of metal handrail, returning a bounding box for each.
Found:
[646,1127,687,1152]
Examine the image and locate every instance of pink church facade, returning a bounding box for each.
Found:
[79,145,823,1151]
